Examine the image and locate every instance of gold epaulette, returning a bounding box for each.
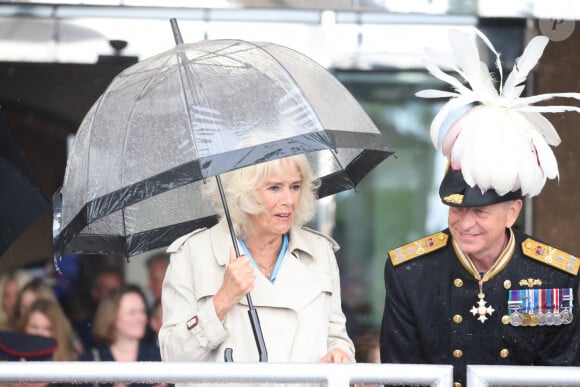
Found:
[522,238,580,275]
[388,232,448,266]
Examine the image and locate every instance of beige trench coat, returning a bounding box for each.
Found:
[159,222,354,387]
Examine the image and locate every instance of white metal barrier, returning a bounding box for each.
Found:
[467,365,580,386]
[6,361,580,385]
[0,361,453,386]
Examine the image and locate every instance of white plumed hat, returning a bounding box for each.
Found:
[417,28,580,199]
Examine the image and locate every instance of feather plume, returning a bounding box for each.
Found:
[503,36,549,98]
[416,28,580,197]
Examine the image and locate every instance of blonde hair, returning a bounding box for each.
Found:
[11,278,57,329]
[204,154,320,238]
[16,298,78,361]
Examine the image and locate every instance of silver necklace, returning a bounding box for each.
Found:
[256,261,275,279]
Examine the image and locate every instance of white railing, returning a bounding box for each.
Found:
[0,361,453,386]
[467,365,580,386]
[5,362,580,386]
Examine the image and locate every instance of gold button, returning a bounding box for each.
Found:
[525,242,532,249]
[453,314,463,324]
[503,280,511,289]
[454,383,462,387]
[500,348,509,358]
[454,278,463,287]
[453,349,463,358]
[501,315,510,325]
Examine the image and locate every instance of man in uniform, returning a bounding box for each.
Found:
[380,168,580,386]
[380,28,580,387]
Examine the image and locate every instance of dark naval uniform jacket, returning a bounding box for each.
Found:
[380,227,580,387]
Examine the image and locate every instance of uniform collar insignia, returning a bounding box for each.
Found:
[453,228,515,282]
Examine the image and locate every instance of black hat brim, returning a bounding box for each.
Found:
[0,331,57,361]
[439,168,522,207]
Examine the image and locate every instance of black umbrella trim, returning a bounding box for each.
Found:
[55,130,393,257]
[317,130,394,197]
[318,148,393,198]
[58,216,219,257]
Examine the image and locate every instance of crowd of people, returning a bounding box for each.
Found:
[0,252,171,387]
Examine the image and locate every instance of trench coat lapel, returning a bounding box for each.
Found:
[207,223,331,311]
[248,252,331,311]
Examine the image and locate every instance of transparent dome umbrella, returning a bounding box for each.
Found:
[54,21,395,360]
[52,23,395,361]
[53,39,394,259]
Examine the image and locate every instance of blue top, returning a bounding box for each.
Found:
[238,234,289,283]
[78,341,163,387]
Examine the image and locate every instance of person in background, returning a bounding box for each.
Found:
[91,267,125,306]
[78,284,166,387]
[10,278,58,329]
[143,254,169,345]
[74,266,125,351]
[353,329,381,387]
[148,299,162,347]
[146,253,169,306]
[354,330,380,364]
[160,154,354,385]
[0,270,31,330]
[15,298,80,361]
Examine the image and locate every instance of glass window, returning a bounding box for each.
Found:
[329,70,451,337]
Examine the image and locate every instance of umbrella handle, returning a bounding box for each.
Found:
[248,306,268,362]
[215,174,269,362]
[223,307,268,363]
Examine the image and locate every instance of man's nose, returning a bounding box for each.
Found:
[457,210,476,227]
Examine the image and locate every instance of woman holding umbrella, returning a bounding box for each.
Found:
[159,154,354,371]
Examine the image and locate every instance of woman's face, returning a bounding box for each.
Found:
[25,311,53,338]
[114,292,147,341]
[2,279,19,316]
[249,161,302,238]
